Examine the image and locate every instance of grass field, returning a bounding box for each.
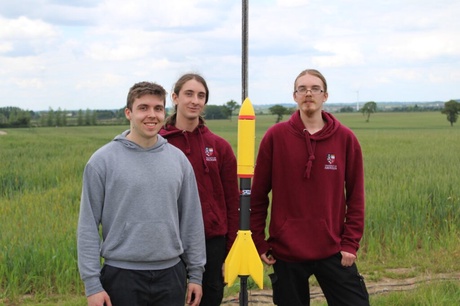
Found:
[1,111,459,305]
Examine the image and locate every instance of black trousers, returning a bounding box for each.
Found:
[100,262,186,306]
[271,253,369,306]
[200,236,226,306]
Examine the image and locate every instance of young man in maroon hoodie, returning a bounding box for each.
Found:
[160,73,239,306]
[250,69,370,306]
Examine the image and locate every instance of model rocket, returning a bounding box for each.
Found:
[224,97,264,290]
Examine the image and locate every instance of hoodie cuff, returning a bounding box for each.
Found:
[84,276,104,297]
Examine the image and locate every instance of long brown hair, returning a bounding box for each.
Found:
[165,73,209,126]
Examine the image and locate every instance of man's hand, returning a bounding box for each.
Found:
[261,251,276,265]
[186,283,202,306]
[87,290,112,306]
[340,251,356,267]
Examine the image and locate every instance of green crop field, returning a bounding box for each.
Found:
[1,111,459,305]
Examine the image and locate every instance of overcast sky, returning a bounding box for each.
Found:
[1,0,459,111]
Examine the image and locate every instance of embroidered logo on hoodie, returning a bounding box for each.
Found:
[205,147,217,161]
[325,153,337,170]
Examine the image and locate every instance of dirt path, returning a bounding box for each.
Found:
[221,272,460,305]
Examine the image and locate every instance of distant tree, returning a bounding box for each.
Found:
[340,106,355,113]
[47,108,54,126]
[8,109,18,125]
[91,111,97,125]
[441,100,460,127]
[0,107,31,127]
[16,110,31,127]
[116,108,124,118]
[29,110,39,121]
[85,109,91,125]
[287,107,297,115]
[360,101,377,122]
[222,100,240,121]
[55,108,63,126]
[40,112,46,127]
[269,104,289,123]
[116,108,129,124]
[0,113,7,126]
[62,109,67,126]
[77,109,84,126]
[204,105,226,119]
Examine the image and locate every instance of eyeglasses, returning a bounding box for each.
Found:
[295,87,324,95]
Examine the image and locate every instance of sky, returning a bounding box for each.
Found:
[0,0,459,111]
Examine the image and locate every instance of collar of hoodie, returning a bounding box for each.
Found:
[288,110,340,179]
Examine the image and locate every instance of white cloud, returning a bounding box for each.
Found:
[85,41,151,61]
[381,31,460,61]
[0,42,13,53]
[0,16,58,57]
[0,0,459,111]
[0,16,56,40]
[12,77,44,89]
[312,42,365,67]
[75,73,124,89]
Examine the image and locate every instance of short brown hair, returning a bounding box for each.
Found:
[126,81,167,110]
[293,69,328,93]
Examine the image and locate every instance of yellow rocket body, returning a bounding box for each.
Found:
[236,98,256,178]
[224,97,264,289]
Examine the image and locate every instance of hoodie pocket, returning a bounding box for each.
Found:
[270,218,339,259]
[102,221,182,262]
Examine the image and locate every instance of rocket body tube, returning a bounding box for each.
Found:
[224,98,263,289]
[237,98,255,178]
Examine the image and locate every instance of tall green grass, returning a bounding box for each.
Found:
[0,126,126,303]
[333,113,460,274]
[1,112,459,304]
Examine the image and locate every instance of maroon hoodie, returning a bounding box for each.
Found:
[250,110,365,262]
[160,122,239,251]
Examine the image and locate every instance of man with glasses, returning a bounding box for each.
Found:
[250,69,370,305]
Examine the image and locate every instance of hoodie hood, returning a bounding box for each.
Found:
[289,110,341,179]
[114,130,168,152]
[160,122,210,173]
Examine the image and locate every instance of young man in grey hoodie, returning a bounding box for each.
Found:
[77,81,206,306]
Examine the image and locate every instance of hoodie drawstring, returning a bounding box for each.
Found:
[303,129,316,179]
[181,130,192,155]
[197,128,210,173]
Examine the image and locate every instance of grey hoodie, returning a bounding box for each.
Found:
[77,131,206,297]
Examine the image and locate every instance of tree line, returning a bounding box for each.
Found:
[266,100,459,126]
[0,100,241,128]
[1,99,459,128]
[0,107,128,128]
[357,100,459,125]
